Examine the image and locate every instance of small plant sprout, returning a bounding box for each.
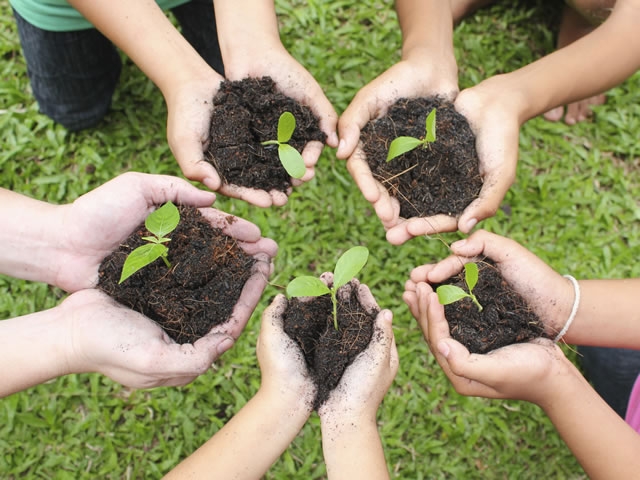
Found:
[118,201,180,284]
[286,246,369,330]
[386,108,437,162]
[261,111,306,179]
[436,262,484,312]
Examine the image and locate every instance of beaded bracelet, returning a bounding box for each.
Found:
[554,275,580,342]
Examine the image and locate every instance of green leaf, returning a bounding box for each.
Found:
[277,111,296,143]
[278,144,305,179]
[425,108,437,143]
[436,285,470,306]
[119,243,168,284]
[333,246,369,289]
[145,201,180,239]
[464,262,479,292]
[386,136,423,162]
[286,276,331,298]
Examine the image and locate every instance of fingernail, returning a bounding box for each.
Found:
[438,340,450,358]
[451,239,467,249]
[216,337,234,356]
[465,218,477,232]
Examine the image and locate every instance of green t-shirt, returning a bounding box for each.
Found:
[10,0,191,32]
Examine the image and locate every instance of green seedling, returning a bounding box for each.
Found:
[286,246,369,330]
[386,108,437,162]
[119,201,180,284]
[261,111,306,179]
[436,262,484,312]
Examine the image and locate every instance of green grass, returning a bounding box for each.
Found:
[1,0,639,478]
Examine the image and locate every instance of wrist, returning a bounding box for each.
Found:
[257,383,315,419]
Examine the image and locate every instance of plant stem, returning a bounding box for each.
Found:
[331,289,339,330]
[161,255,171,269]
[471,294,483,312]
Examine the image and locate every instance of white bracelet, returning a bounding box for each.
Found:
[554,275,580,342]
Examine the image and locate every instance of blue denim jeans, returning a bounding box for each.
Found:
[13,0,223,131]
[579,346,640,418]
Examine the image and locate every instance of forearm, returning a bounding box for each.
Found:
[321,416,390,480]
[0,189,63,284]
[562,279,640,348]
[493,0,640,123]
[396,0,457,83]
[68,0,214,96]
[213,0,281,65]
[540,357,640,479]
[0,306,71,397]
[165,388,311,479]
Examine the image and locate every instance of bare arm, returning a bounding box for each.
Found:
[477,0,640,124]
[411,283,640,480]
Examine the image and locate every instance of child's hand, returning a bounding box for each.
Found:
[411,281,574,407]
[403,229,575,339]
[317,281,398,423]
[257,294,317,411]
[403,80,521,237]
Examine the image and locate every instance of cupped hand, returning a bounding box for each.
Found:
[399,79,522,241]
[403,229,574,341]
[337,59,462,245]
[225,41,339,189]
[62,289,232,388]
[164,67,226,190]
[54,172,277,297]
[257,294,316,408]
[317,280,398,422]
[409,281,572,407]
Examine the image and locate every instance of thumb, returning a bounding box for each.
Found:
[195,332,236,362]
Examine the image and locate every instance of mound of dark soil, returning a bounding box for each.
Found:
[98,206,256,344]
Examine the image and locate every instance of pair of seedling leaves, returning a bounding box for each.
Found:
[262,106,437,178]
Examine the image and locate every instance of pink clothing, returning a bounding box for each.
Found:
[625,375,640,432]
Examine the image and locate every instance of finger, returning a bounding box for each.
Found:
[336,277,355,302]
[216,183,275,208]
[402,290,419,320]
[236,237,279,259]
[457,175,512,234]
[408,264,437,284]
[262,294,288,331]
[319,272,334,289]
[133,173,217,208]
[267,189,290,207]
[197,208,261,242]
[405,214,459,237]
[337,89,377,159]
[355,282,380,315]
[346,147,382,203]
[367,309,395,363]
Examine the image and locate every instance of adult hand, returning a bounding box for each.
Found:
[256,294,316,409]
[409,281,573,407]
[338,58,459,245]
[62,289,232,388]
[318,280,398,422]
[403,229,575,342]
[54,172,277,293]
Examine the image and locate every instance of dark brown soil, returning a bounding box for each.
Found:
[205,76,326,193]
[435,259,549,354]
[283,283,377,410]
[98,206,256,344]
[361,97,483,219]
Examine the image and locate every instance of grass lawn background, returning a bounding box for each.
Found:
[1,0,639,478]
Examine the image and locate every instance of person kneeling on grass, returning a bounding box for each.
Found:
[165,281,398,480]
[0,172,277,397]
[403,229,640,479]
